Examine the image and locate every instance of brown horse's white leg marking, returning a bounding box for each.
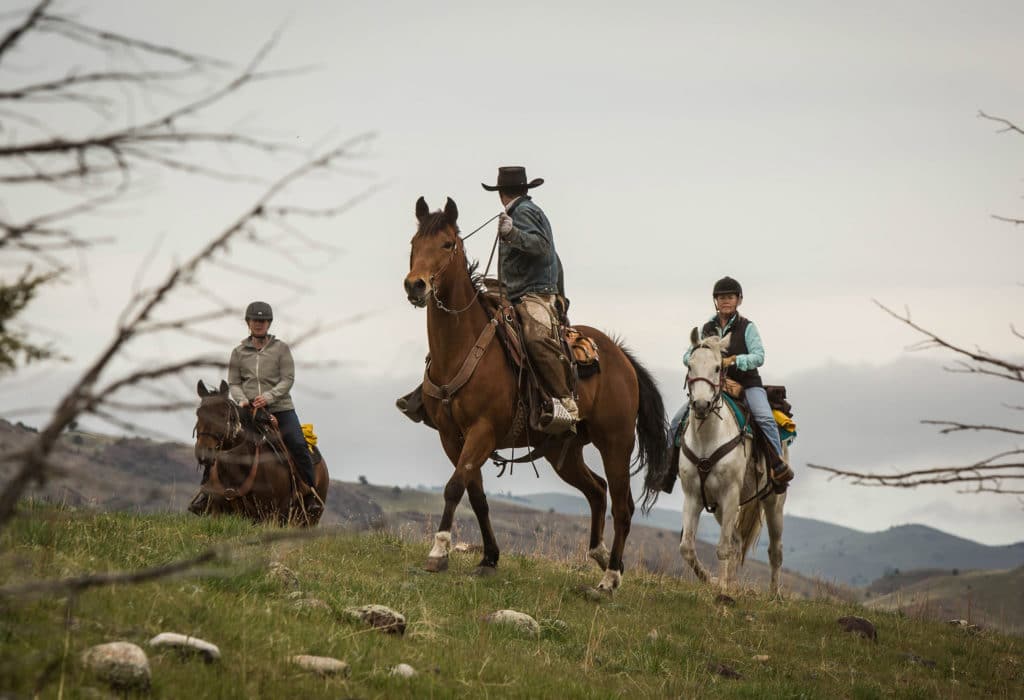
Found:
[425,531,452,572]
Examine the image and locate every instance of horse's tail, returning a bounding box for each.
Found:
[737,500,764,565]
[618,343,669,514]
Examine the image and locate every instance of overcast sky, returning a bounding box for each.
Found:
[2,1,1023,545]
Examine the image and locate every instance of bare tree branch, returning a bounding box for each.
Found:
[873,300,1024,382]
[0,0,50,64]
[979,110,1024,137]
[921,420,1024,437]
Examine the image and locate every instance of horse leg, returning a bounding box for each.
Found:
[594,438,635,592]
[544,441,609,570]
[715,487,741,593]
[679,481,710,583]
[464,468,500,573]
[424,426,497,573]
[764,491,787,597]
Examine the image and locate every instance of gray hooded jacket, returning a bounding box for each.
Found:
[227,335,295,412]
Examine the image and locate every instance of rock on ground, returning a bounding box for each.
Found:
[80,642,151,690]
[837,616,878,642]
[148,633,220,663]
[268,562,300,590]
[291,655,350,676]
[483,609,540,638]
[344,604,406,635]
[390,663,416,678]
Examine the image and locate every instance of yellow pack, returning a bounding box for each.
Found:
[772,409,796,433]
[301,423,318,451]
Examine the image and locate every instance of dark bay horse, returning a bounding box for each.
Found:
[404,197,668,592]
[193,380,329,527]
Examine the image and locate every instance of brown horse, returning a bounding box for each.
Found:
[403,197,668,592]
[193,380,329,526]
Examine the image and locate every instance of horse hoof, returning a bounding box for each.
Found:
[424,556,449,573]
[596,569,622,592]
[574,584,611,602]
[471,565,497,577]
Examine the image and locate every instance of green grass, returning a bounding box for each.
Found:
[1,503,1021,698]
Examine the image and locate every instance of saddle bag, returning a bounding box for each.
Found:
[564,326,600,378]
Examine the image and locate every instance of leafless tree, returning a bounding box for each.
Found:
[0,1,374,531]
[810,112,1023,497]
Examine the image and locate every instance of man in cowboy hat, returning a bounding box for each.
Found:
[484,166,576,430]
[396,166,576,432]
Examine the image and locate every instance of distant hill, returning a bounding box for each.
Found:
[498,491,1024,586]
[865,566,1024,635]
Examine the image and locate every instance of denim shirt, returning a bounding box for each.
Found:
[499,196,561,300]
[683,313,765,372]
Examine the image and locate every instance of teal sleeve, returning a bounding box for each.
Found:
[736,322,765,371]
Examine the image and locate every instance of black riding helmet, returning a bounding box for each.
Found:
[712,276,743,298]
[244,301,273,321]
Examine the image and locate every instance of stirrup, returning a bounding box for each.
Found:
[538,400,576,435]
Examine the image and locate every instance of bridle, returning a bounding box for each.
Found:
[428,234,484,315]
[686,345,727,419]
[421,213,502,316]
[193,399,242,465]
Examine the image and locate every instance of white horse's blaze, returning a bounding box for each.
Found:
[588,544,611,570]
[597,568,622,591]
[429,531,452,559]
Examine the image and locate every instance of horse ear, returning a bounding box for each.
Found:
[219,379,229,394]
[690,327,699,346]
[443,197,458,224]
[415,196,429,223]
[720,333,731,351]
[197,380,209,398]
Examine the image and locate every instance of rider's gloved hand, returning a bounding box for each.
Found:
[721,355,737,368]
[498,213,514,238]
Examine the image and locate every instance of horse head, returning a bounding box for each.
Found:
[194,379,241,467]
[687,328,731,419]
[405,196,462,307]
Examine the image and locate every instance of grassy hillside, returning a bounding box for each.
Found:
[1,505,1021,698]
[506,492,1024,586]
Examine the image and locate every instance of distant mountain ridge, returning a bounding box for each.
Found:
[496,491,1024,586]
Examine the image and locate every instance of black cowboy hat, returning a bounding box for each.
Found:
[481,166,544,192]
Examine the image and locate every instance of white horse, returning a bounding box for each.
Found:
[677,329,787,596]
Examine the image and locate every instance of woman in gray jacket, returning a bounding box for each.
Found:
[227,301,320,516]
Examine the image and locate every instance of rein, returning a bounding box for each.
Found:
[683,347,739,513]
[428,213,503,316]
[196,403,263,502]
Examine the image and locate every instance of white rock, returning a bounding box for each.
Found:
[483,609,540,637]
[453,542,472,553]
[269,561,300,589]
[81,642,151,690]
[291,654,350,676]
[344,604,407,634]
[390,663,417,678]
[148,633,221,662]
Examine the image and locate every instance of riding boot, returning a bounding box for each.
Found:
[302,490,324,518]
[771,457,794,492]
[396,384,435,428]
[188,491,209,515]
